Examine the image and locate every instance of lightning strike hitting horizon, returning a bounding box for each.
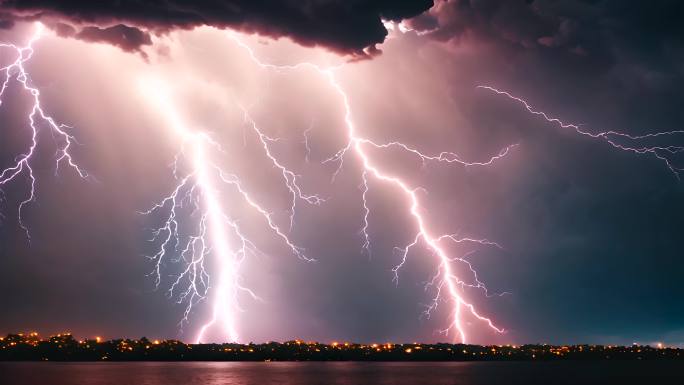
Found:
[0,23,87,237]
[230,32,510,342]
[139,78,319,343]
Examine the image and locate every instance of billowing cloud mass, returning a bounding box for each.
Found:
[0,0,433,55]
[411,0,684,70]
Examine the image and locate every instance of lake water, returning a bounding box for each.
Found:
[1,361,682,385]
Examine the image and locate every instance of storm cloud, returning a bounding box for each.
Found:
[411,0,684,75]
[0,0,433,55]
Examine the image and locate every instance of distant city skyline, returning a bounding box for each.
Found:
[2,331,682,361]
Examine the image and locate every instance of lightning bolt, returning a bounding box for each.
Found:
[229,32,509,343]
[0,23,87,238]
[478,86,684,178]
[139,78,318,343]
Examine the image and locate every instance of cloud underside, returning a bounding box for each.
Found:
[0,0,433,56]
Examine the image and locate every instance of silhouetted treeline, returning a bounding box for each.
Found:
[1,332,682,361]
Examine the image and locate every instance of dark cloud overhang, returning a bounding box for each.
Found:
[407,0,684,72]
[0,0,434,56]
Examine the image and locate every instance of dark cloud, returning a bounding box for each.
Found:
[410,0,555,48]
[0,17,12,29]
[76,25,153,54]
[411,0,684,69]
[0,0,433,56]
[45,22,154,54]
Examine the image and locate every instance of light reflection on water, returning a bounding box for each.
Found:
[0,361,682,385]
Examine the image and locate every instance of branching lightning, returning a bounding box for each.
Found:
[139,79,318,343]
[478,86,684,178]
[0,23,87,237]
[229,32,510,343]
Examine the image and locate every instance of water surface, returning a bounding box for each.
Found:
[1,361,682,385]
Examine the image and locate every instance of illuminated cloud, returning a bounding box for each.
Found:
[0,0,433,56]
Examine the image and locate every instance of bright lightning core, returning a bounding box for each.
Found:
[139,79,318,343]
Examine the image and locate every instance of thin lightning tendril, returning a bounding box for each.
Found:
[0,23,87,238]
[241,107,326,231]
[478,86,684,178]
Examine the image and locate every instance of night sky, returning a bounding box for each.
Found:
[0,1,683,346]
